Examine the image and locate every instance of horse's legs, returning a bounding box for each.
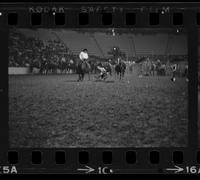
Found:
[121,71,125,80]
[81,73,84,81]
[117,72,120,80]
[88,72,90,81]
[83,73,85,81]
[80,73,82,81]
[115,71,117,80]
[77,73,80,81]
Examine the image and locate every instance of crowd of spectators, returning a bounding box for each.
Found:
[9,30,76,68]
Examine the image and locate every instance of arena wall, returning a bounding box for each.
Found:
[8,67,72,75]
[8,67,30,75]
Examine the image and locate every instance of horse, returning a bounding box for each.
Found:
[76,60,91,81]
[89,61,97,74]
[115,61,126,80]
[44,61,57,74]
[58,60,68,74]
[150,62,157,76]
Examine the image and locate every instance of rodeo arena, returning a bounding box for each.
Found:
[9,28,188,147]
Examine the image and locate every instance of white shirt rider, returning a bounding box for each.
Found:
[79,49,89,61]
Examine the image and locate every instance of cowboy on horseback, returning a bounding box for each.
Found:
[77,49,91,81]
[115,57,126,80]
[79,49,89,62]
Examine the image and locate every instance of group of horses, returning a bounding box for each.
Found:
[77,60,126,81]
[141,61,167,76]
[30,58,76,75]
[29,57,127,81]
[134,58,184,77]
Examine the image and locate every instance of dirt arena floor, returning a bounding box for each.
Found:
[9,72,188,147]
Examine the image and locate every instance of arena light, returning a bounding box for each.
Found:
[0,12,2,16]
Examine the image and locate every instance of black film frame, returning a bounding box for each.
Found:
[0,2,199,174]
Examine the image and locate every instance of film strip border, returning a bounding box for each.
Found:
[0,3,199,27]
[0,3,199,174]
[0,10,199,27]
[1,148,200,174]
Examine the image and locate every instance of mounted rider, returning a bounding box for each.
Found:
[79,48,90,68]
[77,49,92,81]
[79,48,89,62]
